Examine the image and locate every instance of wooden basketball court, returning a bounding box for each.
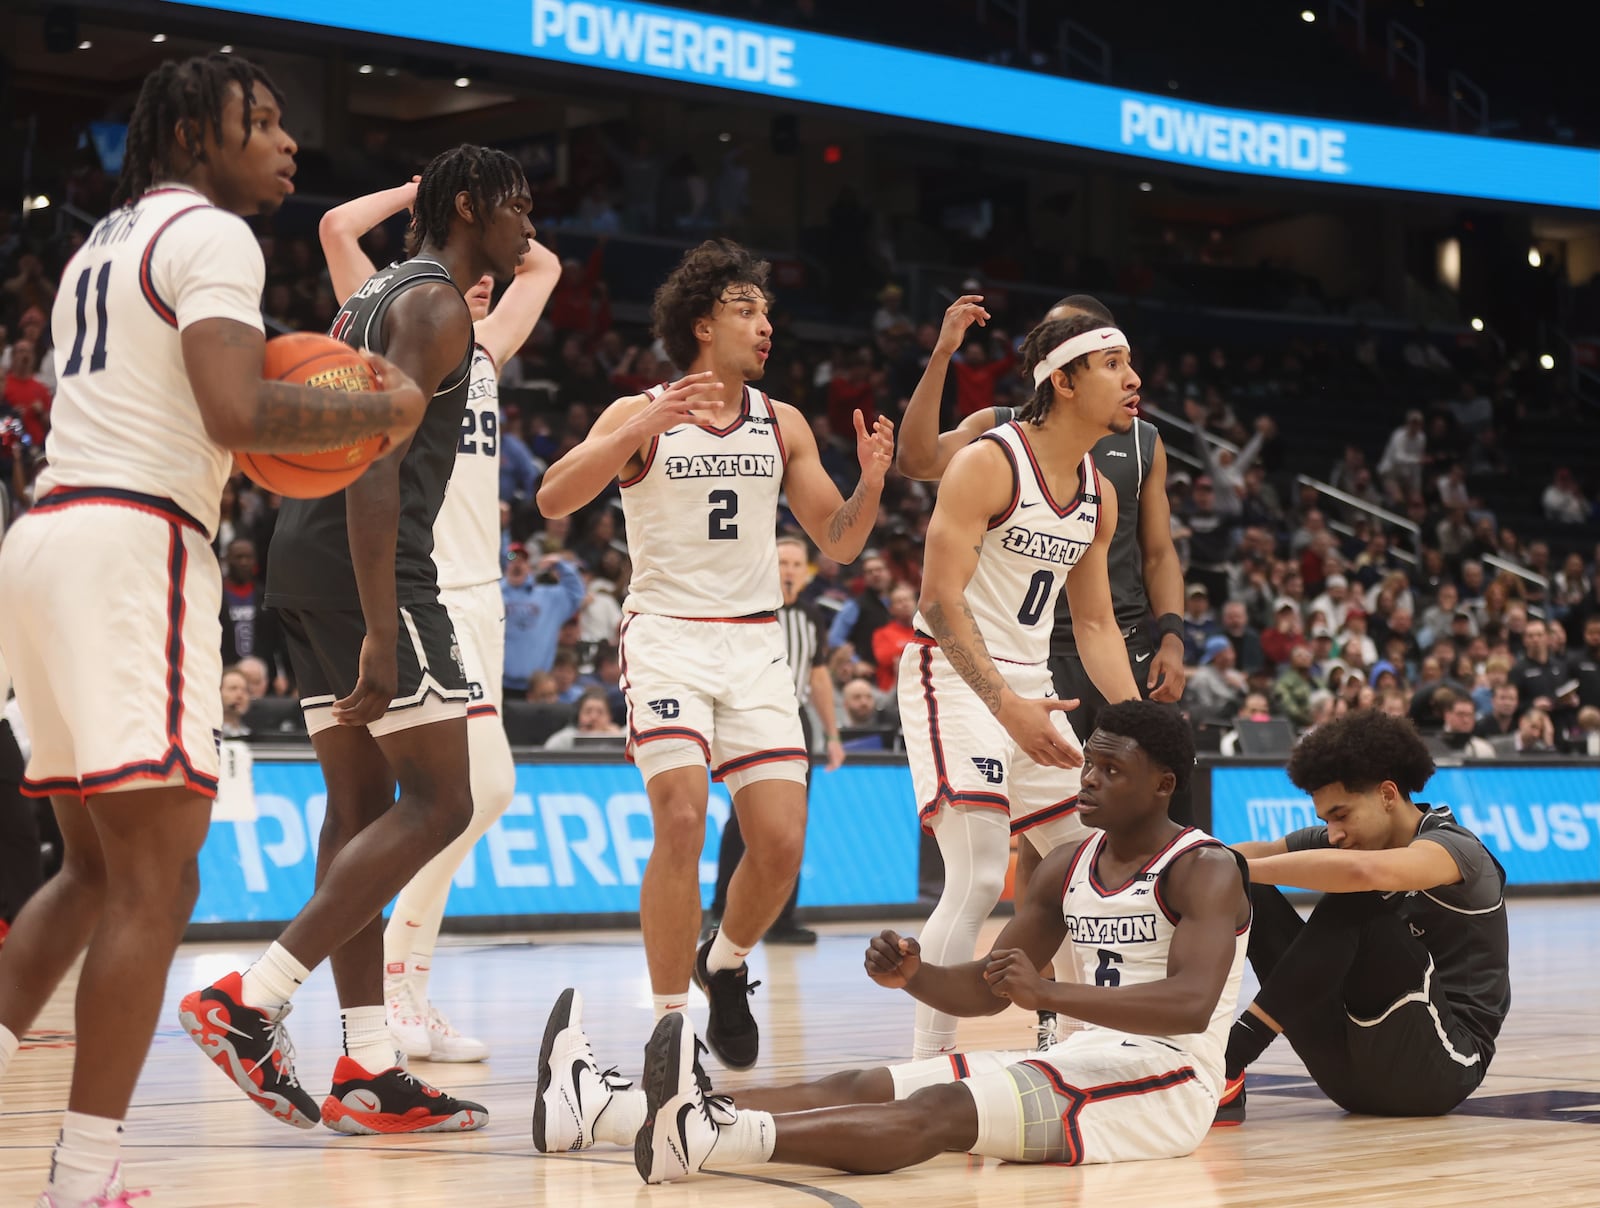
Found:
[3,898,1596,1206]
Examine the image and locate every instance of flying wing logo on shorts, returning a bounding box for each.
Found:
[449,641,467,682]
[649,698,681,720]
[468,681,484,702]
[970,757,1004,785]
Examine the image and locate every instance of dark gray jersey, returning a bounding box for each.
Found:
[1051,418,1159,654]
[1287,804,1511,1062]
[266,258,473,610]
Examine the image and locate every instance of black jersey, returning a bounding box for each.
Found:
[1287,804,1512,1062]
[1052,417,1159,654]
[265,258,473,610]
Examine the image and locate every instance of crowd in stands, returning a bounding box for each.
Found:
[6,171,1600,761]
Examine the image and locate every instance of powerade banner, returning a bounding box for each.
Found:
[193,759,919,923]
[170,0,1600,209]
[1210,764,1600,887]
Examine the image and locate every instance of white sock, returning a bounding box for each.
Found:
[0,1023,18,1082]
[45,1111,123,1204]
[407,955,433,999]
[239,942,309,1013]
[594,1087,649,1146]
[706,929,752,975]
[911,1034,958,1062]
[713,1108,776,1166]
[653,993,690,1022]
[342,1005,399,1073]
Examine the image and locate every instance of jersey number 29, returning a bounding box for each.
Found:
[457,408,498,456]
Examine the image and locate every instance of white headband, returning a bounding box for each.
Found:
[1031,327,1129,386]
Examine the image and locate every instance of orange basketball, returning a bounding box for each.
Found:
[235,333,388,499]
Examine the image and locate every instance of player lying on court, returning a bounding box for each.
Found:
[533,701,1254,1180]
[1219,709,1509,1122]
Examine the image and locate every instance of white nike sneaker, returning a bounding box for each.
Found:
[634,1012,731,1184]
[423,1005,489,1063]
[385,975,432,1061]
[533,988,633,1151]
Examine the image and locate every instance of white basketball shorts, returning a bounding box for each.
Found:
[442,579,505,720]
[0,488,223,798]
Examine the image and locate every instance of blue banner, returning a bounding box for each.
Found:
[1210,764,1600,887]
[169,0,1600,208]
[194,759,920,924]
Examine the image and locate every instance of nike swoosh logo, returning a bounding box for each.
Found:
[205,1006,252,1040]
[570,1059,588,1117]
[675,1102,697,1173]
[1018,501,1040,509]
[1134,652,1151,662]
[351,1091,382,1112]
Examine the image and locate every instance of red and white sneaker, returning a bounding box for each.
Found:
[178,971,319,1129]
[34,1163,150,1206]
[320,1056,489,1135]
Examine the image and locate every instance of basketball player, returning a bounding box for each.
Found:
[899,312,1144,1060]
[536,239,894,1071]
[534,701,1252,1181]
[1219,710,1509,1122]
[318,178,560,1062]
[899,293,1188,1049]
[0,55,426,1206]
[180,146,534,1135]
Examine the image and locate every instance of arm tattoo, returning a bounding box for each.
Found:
[827,480,868,546]
[923,599,1005,714]
[248,381,400,452]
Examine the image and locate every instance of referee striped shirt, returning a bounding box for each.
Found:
[777,601,825,707]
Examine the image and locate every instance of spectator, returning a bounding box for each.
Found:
[1541,467,1590,525]
[827,553,893,655]
[550,650,584,704]
[502,547,586,695]
[1272,644,1316,726]
[1337,606,1378,672]
[873,283,913,337]
[2,339,51,446]
[1218,599,1264,673]
[1475,682,1521,741]
[1182,583,1222,664]
[1261,598,1306,670]
[839,676,884,729]
[235,655,273,701]
[1552,552,1591,619]
[220,667,252,739]
[526,671,560,703]
[1572,706,1600,756]
[1574,614,1600,709]
[870,583,918,691]
[951,333,1014,419]
[1218,691,1274,755]
[542,687,624,749]
[1511,618,1568,708]
[1308,573,1353,633]
[219,538,287,690]
[1185,635,1247,721]
[1376,687,1409,718]
[1434,692,1493,757]
[1472,656,1513,715]
[1377,409,1427,501]
[1182,476,1231,604]
[3,252,56,315]
[1512,706,1557,754]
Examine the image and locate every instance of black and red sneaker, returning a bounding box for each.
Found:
[178,971,320,1129]
[320,1056,489,1135]
[1212,1072,1246,1127]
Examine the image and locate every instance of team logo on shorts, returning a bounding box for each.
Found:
[468,680,484,702]
[649,698,681,720]
[450,640,467,681]
[970,757,1004,784]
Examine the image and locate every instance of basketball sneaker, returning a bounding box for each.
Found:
[633,1012,733,1184]
[178,971,319,1129]
[320,1057,488,1135]
[533,987,635,1152]
[692,931,761,1070]
[1035,1009,1059,1051]
[384,973,432,1061]
[34,1164,148,1207]
[422,1005,489,1063]
[1212,1072,1246,1127]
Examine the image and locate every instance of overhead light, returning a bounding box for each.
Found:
[152,33,167,43]
[454,76,470,87]
[1138,180,1153,192]
[1167,78,1179,90]
[1470,317,1484,332]
[1539,353,1555,370]
[220,44,233,53]
[1301,9,1316,21]
[22,194,51,213]
[384,67,399,76]
[718,131,732,143]
[358,64,374,74]
[77,39,92,50]
[1527,246,1542,267]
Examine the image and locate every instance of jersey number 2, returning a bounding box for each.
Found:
[708,489,739,540]
[62,263,112,377]
[1017,569,1054,626]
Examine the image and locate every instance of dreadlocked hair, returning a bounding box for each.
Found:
[115,54,284,206]
[1094,700,1196,799]
[652,239,772,370]
[1015,312,1117,425]
[407,145,528,257]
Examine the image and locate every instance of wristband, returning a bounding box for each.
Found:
[1155,613,1185,642]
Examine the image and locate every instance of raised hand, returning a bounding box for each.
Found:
[934,294,990,357]
[631,371,724,438]
[854,410,896,485]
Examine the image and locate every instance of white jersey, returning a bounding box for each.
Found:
[1062,826,1249,1093]
[914,422,1101,665]
[38,183,266,535]
[619,383,783,618]
[432,344,501,590]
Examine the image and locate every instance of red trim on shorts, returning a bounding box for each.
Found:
[663,611,777,624]
[979,432,1022,530]
[629,726,712,764]
[467,704,499,719]
[949,1053,971,1079]
[32,487,206,536]
[1022,1057,1199,1166]
[909,632,1036,666]
[138,204,208,327]
[1011,796,1080,835]
[915,644,1011,835]
[619,434,659,488]
[711,747,808,782]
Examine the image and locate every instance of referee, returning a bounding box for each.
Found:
[708,535,846,945]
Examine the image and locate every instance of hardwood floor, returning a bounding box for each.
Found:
[3,898,1596,1207]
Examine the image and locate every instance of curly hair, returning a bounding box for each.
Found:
[1287,710,1435,796]
[1094,700,1195,799]
[1048,294,1116,323]
[1015,312,1119,425]
[407,144,528,256]
[115,54,284,205]
[651,239,772,370]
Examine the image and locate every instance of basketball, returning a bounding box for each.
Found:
[234,332,388,498]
